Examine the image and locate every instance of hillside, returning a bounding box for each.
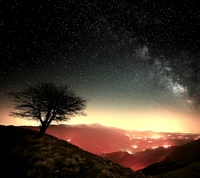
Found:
[153,162,200,178]
[164,139,200,162]
[21,124,131,155]
[141,139,200,177]
[0,125,148,178]
[102,146,175,170]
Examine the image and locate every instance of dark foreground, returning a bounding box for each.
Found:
[0,125,148,178]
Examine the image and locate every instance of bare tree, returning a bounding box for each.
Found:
[8,82,86,136]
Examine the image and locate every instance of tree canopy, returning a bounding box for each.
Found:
[8,82,86,136]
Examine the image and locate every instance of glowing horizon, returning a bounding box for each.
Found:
[1,106,200,133]
[1,1,200,143]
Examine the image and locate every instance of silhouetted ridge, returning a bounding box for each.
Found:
[140,139,200,177]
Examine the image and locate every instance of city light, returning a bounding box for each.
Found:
[163,145,171,148]
[132,145,138,149]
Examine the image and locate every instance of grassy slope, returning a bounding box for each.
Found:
[0,125,148,178]
[154,162,200,178]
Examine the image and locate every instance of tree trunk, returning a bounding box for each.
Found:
[38,124,47,137]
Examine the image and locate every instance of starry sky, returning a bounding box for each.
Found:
[1,0,200,132]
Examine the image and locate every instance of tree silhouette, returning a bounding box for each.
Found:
[8,82,86,136]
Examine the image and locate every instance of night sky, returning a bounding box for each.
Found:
[1,0,200,132]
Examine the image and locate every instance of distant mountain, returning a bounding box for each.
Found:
[64,123,128,134]
[21,124,131,155]
[164,139,200,162]
[58,123,105,129]
[141,139,200,177]
[0,125,147,178]
[102,146,176,170]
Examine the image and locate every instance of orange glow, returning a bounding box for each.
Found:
[163,145,171,148]
[152,146,158,149]
[126,150,132,154]
[66,107,200,133]
[1,105,200,133]
[150,135,161,139]
[132,145,138,149]
[0,108,39,126]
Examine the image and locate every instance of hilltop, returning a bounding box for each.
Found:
[0,125,148,178]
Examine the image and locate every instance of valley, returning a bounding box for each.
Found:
[22,123,200,173]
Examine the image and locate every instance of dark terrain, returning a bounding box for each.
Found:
[102,146,175,170]
[0,125,148,178]
[141,139,200,177]
[19,124,200,177]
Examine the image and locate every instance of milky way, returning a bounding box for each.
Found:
[1,0,200,132]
